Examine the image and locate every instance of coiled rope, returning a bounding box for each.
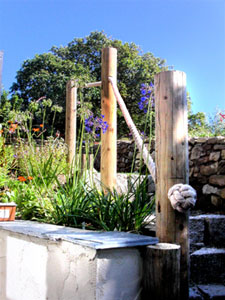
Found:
[108,77,196,212]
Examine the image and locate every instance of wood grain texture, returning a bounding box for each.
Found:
[65,80,77,165]
[101,48,117,191]
[155,71,189,299]
[142,243,181,300]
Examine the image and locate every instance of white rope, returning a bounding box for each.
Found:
[168,184,197,213]
[108,76,156,182]
[109,77,197,212]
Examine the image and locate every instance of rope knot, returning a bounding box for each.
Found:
[168,184,197,213]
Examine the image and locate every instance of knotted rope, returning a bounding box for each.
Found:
[168,184,197,213]
[108,77,197,212]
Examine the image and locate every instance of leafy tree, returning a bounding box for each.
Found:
[187,93,225,137]
[11,31,166,136]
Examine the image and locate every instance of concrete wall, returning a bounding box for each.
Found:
[0,221,157,300]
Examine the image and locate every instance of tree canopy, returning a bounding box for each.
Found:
[10,31,166,136]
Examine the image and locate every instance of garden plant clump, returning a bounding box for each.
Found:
[0,84,156,233]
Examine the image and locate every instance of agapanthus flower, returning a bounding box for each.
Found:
[84,114,109,135]
[138,82,154,112]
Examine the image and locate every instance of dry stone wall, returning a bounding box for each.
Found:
[94,137,225,212]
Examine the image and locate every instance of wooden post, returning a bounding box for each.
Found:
[155,71,189,299]
[142,243,181,300]
[65,80,77,165]
[101,48,117,191]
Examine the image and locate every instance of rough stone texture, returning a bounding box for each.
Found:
[218,160,225,174]
[190,248,225,284]
[204,215,225,247]
[218,188,225,199]
[189,287,204,300]
[214,144,225,150]
[209,175,225,187]
[211,195,223,207]
[221,150,225,160]
[189,216,205,246]
[191,145,205,160]
[209,152,221,161]
[197,285,225,299]
[202,184,218,195]
[93,137,225,212]
[189,215,225,250]
[200,162,218,176]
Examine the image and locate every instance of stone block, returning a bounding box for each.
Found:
[189,216,205,245]
[202,184,218,195]
[198,156,209,164]
[211,195,223,208]
[198,284,225,299]
[209,175,225,187]
[217,188,225,199]
[204,215,225,247]
[196,137,208,143]
[189,286,204,300]
[221,150,225,160]
[200,162,218,176]
[209,152,220,161]
[218,160,225,174]
[208,138,218,144]
[189,138,197,145]
[214,144,225,150]
[190,248,225,284]
[191,145,205,160]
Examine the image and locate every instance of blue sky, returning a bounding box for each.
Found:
[0,0,224,115]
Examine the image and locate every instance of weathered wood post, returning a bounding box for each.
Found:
[143,243,181,300]
[155,71,189,299]
[101,48,117,191]
[65,80,77,165]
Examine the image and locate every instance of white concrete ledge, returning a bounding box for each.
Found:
[0,220,158,300]
[0,220,158,249]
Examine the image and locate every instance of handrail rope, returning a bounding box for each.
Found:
[108,76,156,182]
[108,76,197,212]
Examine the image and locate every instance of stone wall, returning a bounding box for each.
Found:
[93,137,225,212]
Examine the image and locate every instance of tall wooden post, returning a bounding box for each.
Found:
[65,80,77,165]
[101,48,117,191]
[155,71,189,299]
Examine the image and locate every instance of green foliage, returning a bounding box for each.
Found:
[188,93,225,137]
[85,176,155,232]
[10,31,166,136]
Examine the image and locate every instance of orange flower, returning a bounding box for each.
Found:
[18,176,26,182]
[11,124,18,129]
[8,120,13,124]
[27,176,33,180]
[39,124,44,128]
[0,129,3,134]
[9,128,15,133]
[33,128,40,132]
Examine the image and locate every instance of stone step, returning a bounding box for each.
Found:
[190,215,225,251]
[189,284,225,299]
[190,247,225,284]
